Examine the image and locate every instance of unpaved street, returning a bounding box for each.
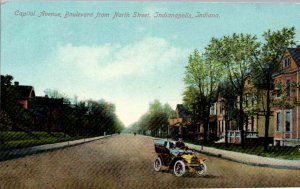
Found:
[0,134,300,189]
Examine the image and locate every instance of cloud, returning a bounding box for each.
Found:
[53,37,186,81]
[41,37,188,126]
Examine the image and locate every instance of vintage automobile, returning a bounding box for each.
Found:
[153,139,207,177]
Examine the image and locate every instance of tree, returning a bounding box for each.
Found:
[147,100,174,137]
[129,100,174,137]
[44,88,70,103]
[251,27,296,151]
[183,86,202,136]
[1,75,19,113]
[183,49,223,142]
[0,110,12,131]
[57,98,124,137]
[218,81,238,146]
[206,34,260,146]
[1,75,33,130]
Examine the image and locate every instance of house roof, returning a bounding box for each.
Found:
[287,47,300,67]
[15,85,35,99]
[176,104,190,118]
[35,96,64,107]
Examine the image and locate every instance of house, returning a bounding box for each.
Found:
[242,76,273,144]
[208,101,218,141]
[272,46,300,146]
[33,96,64,131]
[215,93,242,144]
[168,104,193,139]
[14,81,35,109]
[216,77,273,144]
[215,81,239,143]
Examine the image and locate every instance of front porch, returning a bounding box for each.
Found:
[217,130,259,144]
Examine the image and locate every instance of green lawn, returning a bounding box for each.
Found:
[190,141,300,160]
[0,131,82,151]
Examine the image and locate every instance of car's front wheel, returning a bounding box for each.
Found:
[196,163,207,177]
[154,157,162,172]
[173,160,186,177]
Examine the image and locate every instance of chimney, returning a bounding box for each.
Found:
[14,81,19,86]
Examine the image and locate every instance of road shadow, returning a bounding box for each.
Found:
[184,173,221,179]
[155,169,221,179]
[202,174,221,179]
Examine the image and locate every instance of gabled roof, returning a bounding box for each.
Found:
[15,85,35,99]
[287,47,300,67]
[176,104,190,118]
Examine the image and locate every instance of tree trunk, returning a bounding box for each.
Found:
[203,110,208,143]
[245,114,248,132]
[225,108,229,146]
[264,83,271,151]
[199,98,208,143]
[205,107,210,143]
[239,93,245,147]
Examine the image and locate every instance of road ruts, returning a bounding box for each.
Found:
[0,134,300,189]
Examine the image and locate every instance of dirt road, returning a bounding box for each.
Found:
[0,134,299,188]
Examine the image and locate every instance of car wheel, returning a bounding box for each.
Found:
[196,163,207,177]
[154,157,162,172]
[173,160,186,177]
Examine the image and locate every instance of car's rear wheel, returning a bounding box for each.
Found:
[196,163,207,177]
[173,160,186,177]
[154,157,162,172]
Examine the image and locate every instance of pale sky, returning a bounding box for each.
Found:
[1,1,300,126]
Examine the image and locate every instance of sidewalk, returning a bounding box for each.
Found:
[186,143,300,170]
[0,135,112,161]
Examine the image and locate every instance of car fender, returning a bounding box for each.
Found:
[198,157,207,164]
[169,157,185,169]
[157,154,165,166]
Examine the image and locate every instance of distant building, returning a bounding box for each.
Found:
[168,104,192,139]
[33,96,64,131]
[14,81,35,109]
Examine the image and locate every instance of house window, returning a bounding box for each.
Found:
[285,110,292,132]
[214,103,217,115]
[276,112,281,132]
[251,92,255,106]
[220,104,224,114]
[210,105,214,115]
[275,140,281,146]
[245,93,249,107]
[286,80,291,97]
[276,90,281,98]
[221,121,223,132]
[275,81,282,98]
[283,57,291,68]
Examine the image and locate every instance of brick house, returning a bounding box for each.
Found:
[14,81,35,109]
[168,104,193,139]
[33,96,64,131]
[273,46,300,146]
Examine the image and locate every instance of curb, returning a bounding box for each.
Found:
[185,143,300,170]
[0,134,114,161]
[148,137,300,170]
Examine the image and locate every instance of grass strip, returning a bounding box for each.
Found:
[0,131,82,151]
